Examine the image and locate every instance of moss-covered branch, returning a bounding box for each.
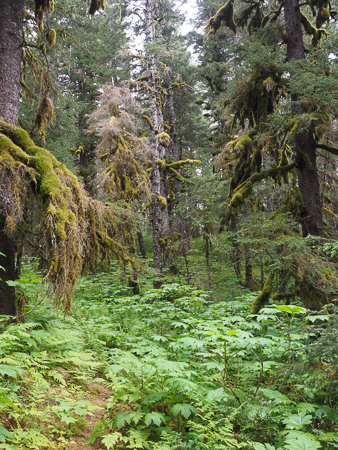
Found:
[316,143,338,156]
[0,120,132,313]
[229,163,295,209]
[250,272,274,314]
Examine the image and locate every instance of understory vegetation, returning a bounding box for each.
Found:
[0,260,337,449]
[1,0,338,448]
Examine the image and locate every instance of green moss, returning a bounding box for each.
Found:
[195,99,204,105]
[135,76,149,82]
[158,132,170,148]
[250,272,274,314]
[156,159,166,172]
[0,121,34,150]
[47,28,56,47]
[0,120,131,313]
[229,181,253,209]
[169,167,185,181]
[142,115,153,130]
[158,195,167,210]
[206,0,236,36]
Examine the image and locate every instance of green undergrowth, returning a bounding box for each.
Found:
[1,273,338,449]
[0,307,111,449]
[76,282,338,449]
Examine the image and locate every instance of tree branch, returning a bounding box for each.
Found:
[316,143,338,156]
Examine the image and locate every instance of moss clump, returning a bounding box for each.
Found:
[250,272,274,314]
[195,99,204,105]
[47,28,56,47]
[158,195,167,210]
[35,95,54,137]
[156,159,166,172]
[158,132,170,148]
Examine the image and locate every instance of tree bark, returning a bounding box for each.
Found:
[244,248,254,289]
[137,231,147,259]
[284,0,323,236]
[0,1,25,315]
[0,220,16,316]
[145,0,167,287]
[0,0,24,125]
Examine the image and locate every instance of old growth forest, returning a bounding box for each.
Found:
[0,0,338,448]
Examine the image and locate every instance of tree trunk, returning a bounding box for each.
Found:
[284,0,323,236]
[0,1,24,315]
[137,231,148,259]
[204,234,212,290]
[0,220,16,316]
[244,249,254,289]
[0,0,24,126]
[145,0,167,287]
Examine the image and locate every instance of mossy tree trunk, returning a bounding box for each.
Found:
[0,0,24,126]
[145,0,166,287]
[284,0,323,236]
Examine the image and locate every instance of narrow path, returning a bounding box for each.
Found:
[68,381,111,450]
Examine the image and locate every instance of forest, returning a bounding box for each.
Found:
[0,0,337,448]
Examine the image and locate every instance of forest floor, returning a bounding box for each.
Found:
[67,379,111,450]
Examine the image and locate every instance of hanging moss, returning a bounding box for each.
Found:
[206,0,236,36]
[251,148,262,172]
[35,95,54,138]
[300,11,329,46]
[169,167,185,181]
[47,28,56,47]
[35,0,54,30]
[0,120,131,312]
[250,272,274,314]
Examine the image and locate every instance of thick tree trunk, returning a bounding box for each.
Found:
[0,220,16,316]
[0,0,24,125]
[0,2,24,315]
[284,0,323,236]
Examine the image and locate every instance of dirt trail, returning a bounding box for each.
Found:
[68,381,111,450]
